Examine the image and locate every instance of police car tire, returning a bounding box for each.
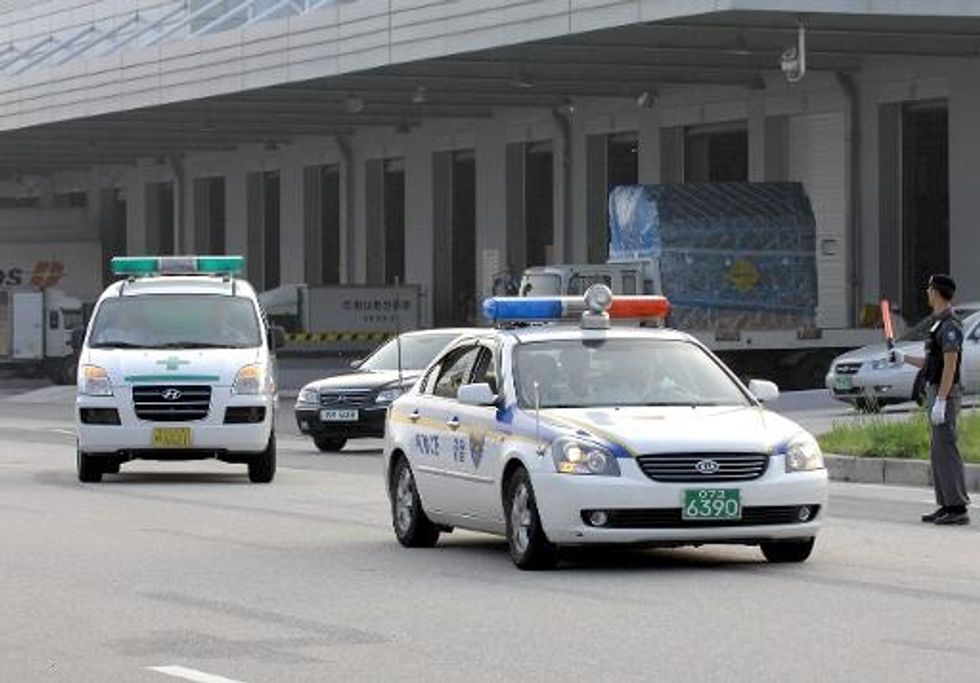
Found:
[505,469,558,571]
[76,449,103,483]
[854,397,881,414]
[248,433,277,484]
[390,457,440,548]
[314,437,347,452]
[760,537,815,563]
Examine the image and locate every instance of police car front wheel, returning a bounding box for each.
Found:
[760,537,815,563]
[505,469,558,571]
[390,457,440,548]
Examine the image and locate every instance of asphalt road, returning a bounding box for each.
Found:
[1,391,979,682]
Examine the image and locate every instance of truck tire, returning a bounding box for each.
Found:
[77,449,103,483]
[248,432,276,483]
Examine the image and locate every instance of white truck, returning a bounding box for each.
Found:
[519,183,883,389]
[0,287,84,384]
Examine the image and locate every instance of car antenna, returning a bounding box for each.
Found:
[394,277,404,390]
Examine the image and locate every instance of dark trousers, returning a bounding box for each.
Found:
[926,385,970,509]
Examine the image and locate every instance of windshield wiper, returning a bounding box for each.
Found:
[147,342,240,349]
[88,341,146,349]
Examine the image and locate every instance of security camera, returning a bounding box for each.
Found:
[779,20,807,83]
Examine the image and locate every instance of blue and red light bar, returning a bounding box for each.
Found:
[483,291,670,324]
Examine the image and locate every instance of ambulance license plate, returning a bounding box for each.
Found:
[682,489,741,521]
[152,427,192,448]
[320,409,358,422]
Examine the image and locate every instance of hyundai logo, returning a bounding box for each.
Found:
[695,459,720,475]
[161,388,182,401]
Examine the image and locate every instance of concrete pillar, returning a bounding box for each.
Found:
[568,118,589,263]
[948,59,980,298]
[404,134,434,327]
[124,171,145,255]
[747,91,767,182]
[225,168,248,259]
[637,107,662,185]
[475,120,508,299]
[279,163,305,283]
[352,145,368,284]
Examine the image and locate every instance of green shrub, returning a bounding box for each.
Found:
[819,410,980,462]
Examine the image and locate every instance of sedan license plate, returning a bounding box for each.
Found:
[683,489,741,521]
[152,427,192,448]
[320,409,359,422]
[833,376,853,391]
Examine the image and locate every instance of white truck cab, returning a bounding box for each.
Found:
[520,261,662,298]
[74,256,282,483]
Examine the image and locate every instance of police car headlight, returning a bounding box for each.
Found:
[552,438,620,476]
[233,364,272,395]
[784,433,824,472]
[79,365,113,397]
[297,386,319,405]
[375,387,404,404]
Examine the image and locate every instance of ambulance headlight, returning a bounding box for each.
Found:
[233,364,273,395]
[552,438,620,476]
[784,433,824,472]
[79,365,113,397]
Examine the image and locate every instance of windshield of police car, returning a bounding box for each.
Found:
[88,295,262,349]
[514,339,751,408]
[361,333,459,372]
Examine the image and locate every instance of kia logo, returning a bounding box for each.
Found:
[695,459,720,474]
[161,388,182,401]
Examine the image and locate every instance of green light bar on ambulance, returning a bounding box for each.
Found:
[111,256,245,277]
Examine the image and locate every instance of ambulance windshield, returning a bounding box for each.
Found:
[514,339,751,409]
[88,295,262,349]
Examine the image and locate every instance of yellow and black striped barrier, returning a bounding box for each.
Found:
[285,331,395,343]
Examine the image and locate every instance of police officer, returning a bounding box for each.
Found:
[893,274,971,525]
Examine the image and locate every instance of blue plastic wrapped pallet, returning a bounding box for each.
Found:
[609,183,818,331]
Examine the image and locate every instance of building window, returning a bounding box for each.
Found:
[684,123,748,183]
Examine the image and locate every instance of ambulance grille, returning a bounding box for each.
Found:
[133,385,212,422]
[636,453,769,482]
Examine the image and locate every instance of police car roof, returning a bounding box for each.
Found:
[498,324,694,345]
[100,275,256,300]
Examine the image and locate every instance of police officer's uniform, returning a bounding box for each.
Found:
[923,308,971,514]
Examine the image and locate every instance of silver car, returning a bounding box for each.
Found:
[826,304,980,412]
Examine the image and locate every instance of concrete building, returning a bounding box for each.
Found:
[1,0,978,328]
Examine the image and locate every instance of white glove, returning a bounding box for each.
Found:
[931,398,947,426]
[890,348,905,365]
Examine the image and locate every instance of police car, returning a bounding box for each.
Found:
[75,256,282,483]
[383,286,828,570]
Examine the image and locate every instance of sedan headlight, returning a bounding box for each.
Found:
[868,358,893,371]
[552,438,620,476]
[375,387,405,404]
[784,433,824,472]
[233,364,273,395]
[297,386,319,405]
[79,365,113,397]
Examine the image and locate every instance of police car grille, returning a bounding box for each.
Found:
[586,506,819,529]
[133,385,212,422]
[636,453,769,482]
[319,390,373,407]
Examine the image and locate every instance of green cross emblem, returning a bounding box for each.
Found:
[157,356,190,371]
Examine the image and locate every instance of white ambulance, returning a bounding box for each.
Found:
[74,256,282,483]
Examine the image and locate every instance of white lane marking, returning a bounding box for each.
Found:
[48,428,76,436]
[147,665,249,683]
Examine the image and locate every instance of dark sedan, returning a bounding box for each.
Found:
[294,328,483,451]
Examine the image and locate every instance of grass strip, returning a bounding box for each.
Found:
[818,410,980,463]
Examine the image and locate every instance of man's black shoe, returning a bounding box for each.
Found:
[921,508,946,523]
[933,510,970,526]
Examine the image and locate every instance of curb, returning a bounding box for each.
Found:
[825,453,980,492]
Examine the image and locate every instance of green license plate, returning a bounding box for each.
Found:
[833,376,853,391]
[683,489,741,521]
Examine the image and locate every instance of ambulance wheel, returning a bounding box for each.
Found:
[390,456,440,548]
[314,436,347,452]
[248,433,277,483]
[760,537,815,564]
[505,468,558,571]
[103,461,120,474]
[76,449,103,483]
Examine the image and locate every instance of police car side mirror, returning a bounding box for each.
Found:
[457,383,498,407]
[70,328,85,353]
[268,325,287,351]
[748,379,780,403]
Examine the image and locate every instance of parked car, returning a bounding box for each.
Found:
[826,304,980,412]
[294,328,489,451]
